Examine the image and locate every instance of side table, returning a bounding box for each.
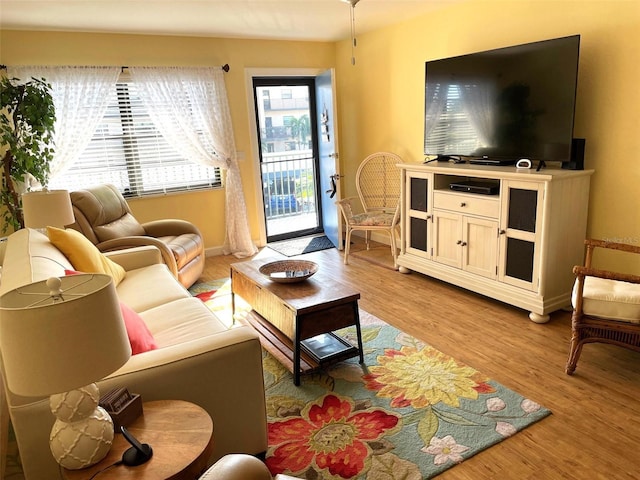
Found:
[62,399,214,480]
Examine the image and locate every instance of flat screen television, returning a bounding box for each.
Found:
[424,35,581,166]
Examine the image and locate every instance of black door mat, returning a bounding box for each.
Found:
[267,235,335,257]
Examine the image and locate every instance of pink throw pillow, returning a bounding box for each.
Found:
[65,270,157,355]
[119,302,158,355]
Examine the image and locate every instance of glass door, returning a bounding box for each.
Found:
[253,78,323,242]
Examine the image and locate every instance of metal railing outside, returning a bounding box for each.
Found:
[261,151,318,227]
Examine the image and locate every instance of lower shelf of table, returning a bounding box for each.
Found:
[242,311,360,376]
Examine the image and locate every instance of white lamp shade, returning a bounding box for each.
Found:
[22,189,75,229]
[0,274,131,397]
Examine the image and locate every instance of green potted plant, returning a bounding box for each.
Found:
[0,76,56,233]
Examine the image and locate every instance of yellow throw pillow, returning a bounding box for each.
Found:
[47,227,126,286]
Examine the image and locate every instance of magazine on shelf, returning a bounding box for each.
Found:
[300,333,356,363]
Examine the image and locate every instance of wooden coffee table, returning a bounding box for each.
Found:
[231,258,364,385]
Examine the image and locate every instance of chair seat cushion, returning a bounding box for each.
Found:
[573,277,640,324]
[351,212,395,226]
[157,233,203,269]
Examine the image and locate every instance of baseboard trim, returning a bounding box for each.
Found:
[206,234,391,258]
[351,231,392,246]
[205,246,225,257]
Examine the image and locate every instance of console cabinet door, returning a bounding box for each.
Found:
[433,211,462,267]
[498,180,544,291]
[404,171,433,259]
[462,216,498,279]
[433,212,498,278]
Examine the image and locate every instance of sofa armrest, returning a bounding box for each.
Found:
[104,245,163,271]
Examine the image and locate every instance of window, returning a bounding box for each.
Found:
[49,75,221,197]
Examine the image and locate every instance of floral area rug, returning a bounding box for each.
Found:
[190,279,551,479]
[189,277,240,327]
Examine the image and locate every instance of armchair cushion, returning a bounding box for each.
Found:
[71,183,146,242]
[96,213,146,241]
[573,276,640,324]
[47,226,126,286]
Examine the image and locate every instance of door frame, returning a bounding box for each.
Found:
[244,68,327,247]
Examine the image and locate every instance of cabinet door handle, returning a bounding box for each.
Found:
[461,241,467,246]
[460,202,467,207]
[499,229,506,235]
[456,240,462,245]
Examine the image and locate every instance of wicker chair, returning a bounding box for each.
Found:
[336,152,402,268]
[566,239,640,374]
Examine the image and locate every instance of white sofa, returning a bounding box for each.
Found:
[0,228,268,480]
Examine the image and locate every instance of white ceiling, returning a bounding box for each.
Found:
[0,0,461,42]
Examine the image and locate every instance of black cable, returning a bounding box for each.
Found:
[423,156,439,164]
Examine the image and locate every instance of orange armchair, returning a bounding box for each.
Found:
[68,184,205,287]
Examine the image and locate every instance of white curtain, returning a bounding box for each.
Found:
[128,66,256,258]
[6,66,120,183]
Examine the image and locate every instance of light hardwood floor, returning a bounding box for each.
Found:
[203,240,640,480]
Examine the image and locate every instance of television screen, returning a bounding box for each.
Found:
[424,35,580,164]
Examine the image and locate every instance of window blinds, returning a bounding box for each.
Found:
[49,75,221,196]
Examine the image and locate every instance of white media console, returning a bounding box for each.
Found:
[397,162,594,323]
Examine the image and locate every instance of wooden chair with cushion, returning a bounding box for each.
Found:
[566,238,640,374]
[336,151,403,269]
[68,184,205,288]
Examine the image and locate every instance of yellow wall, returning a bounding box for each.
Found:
[2,0,639,271]
[334,0,640,272]
[0,31,335,249]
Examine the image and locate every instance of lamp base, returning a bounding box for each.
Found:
[49,385,115,470]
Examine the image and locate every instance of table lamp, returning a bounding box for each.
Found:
[22,189,75,229]
[0,274,132,470]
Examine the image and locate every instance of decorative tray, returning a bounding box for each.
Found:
[259,260,318,283]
